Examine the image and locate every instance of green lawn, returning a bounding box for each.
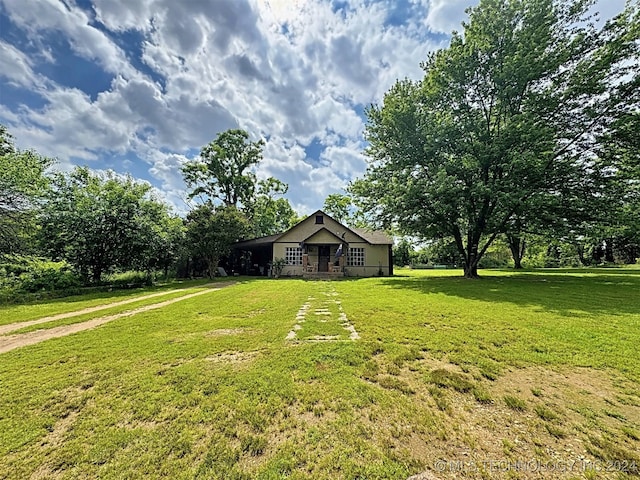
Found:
[4,282,232,335]
[0,278,214,326]
[0,270,639,479]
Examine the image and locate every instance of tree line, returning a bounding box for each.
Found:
[2,0,638,292]
[0,126,299,297]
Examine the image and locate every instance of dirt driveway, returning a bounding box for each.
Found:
[0,283,235,354]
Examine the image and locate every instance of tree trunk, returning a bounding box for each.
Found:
[464,260,479,279]
[453,229,481,279]
[604,239,615,263]
[576,243,586,266]
[92,266,102,283]
[507,235,525,269]
[464,246,480,279]
[206,257,219,279]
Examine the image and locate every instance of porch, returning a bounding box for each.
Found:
[301,244,345,278]
[301,256,344,278]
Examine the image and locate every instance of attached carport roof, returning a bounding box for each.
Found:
[233,234,280,249]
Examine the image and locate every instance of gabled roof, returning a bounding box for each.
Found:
[264,209,369,244]
[301,227,347,244]
[352,228,393,245]
[233,210,392,248]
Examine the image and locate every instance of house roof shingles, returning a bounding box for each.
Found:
[234,234,281,248]
[351,228,393,245]
[233,210,393,248]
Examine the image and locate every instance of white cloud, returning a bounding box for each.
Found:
[0,0,444,214]
[424,0,477,33]
[0,41,39,87]
[92,0,154,32]
[320,144,368,179]
[0,0,136,78]
[11,0,628,218]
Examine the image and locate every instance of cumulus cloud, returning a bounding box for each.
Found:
[0,41,39,87]
[424,0,478,33]
[92,0,154,32]
[1,0,136,77]
[0,0,451,212]
[0,0,627,215]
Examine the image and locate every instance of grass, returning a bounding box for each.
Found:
[503,395,527,411]
[6,283,224,335]
[0,278,214,325]
[534,405,559,422]
[0,268,639,479]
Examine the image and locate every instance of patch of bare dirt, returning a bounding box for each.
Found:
[0,283,235,354]
[205,328,249,337]
[27,399,85,479]
[205,350,261,364]
[363,355,640,479]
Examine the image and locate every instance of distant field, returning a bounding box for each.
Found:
[0,269,638,479]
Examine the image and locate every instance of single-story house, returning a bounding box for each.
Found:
[233,210,393,277]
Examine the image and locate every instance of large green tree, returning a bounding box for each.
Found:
[182,129,265,207]
[323,193,352,224]
[40,167,178,282]
[247,178,299,237]
[598,111,640,263]
[0,126,53,253]
[185,205,249,278]
[322,193,375,228]
[182,129,299,237]
[350,0,639,278]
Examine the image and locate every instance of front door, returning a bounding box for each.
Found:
[318,245,330,272]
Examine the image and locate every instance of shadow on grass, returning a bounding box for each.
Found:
[382,269,640,317]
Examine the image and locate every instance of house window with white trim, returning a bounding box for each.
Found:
[285,247,303,265]
[347,247,365,266]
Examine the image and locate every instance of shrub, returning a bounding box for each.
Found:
[0,255,81,293]
[271,258,285,277]
[107,271,153,288]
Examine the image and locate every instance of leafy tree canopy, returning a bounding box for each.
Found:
[185,205,249,278]
[0,125,53,253]
[322,193,376,229]
[323,194,352,224]
[182,129,300,238]
[182,129,265,207]
[40,167,178,282]
[350,0,639,278]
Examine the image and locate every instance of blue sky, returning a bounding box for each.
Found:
[0,0,628,215]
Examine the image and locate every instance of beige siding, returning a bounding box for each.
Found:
[304,229,341,244]
[277,213,367,244]
[345,244,390,277]
[269,211,391,277]
[273,242,304,276]
[304,244,341,267]
[272,241,390,277]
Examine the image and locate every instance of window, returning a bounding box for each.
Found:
[315,215,324,224]
[285,247,303,265]
[347,247,365,266]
